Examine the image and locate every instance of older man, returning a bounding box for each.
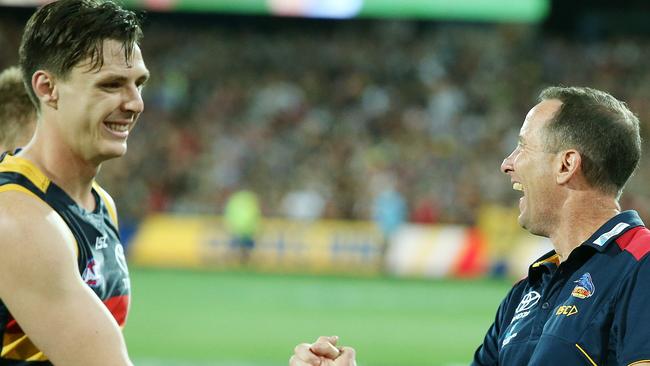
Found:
[291,87,650,366]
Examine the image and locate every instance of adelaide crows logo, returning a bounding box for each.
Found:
[571,273,595,299]
[82,258,103,287]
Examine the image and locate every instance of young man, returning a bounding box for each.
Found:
[0,1,149,365]
[0,66,36,151]
[291,87,650,366]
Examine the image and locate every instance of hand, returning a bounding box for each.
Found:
[289,336,357,366]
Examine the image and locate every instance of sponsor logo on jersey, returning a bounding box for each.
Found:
[593,222,629,246]
[115,244,129,274]
[510,290,540,324]
[510,310,530,324]
[555,305,578,317]
[572,273,595,299]
[95,235,108,250]
[82,258,103,287]
[502,324,518,346]
[515,291,541,313]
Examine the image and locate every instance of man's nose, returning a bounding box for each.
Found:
[122,85,144,114]
[501,152,515,174]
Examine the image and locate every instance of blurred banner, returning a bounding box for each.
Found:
[128,213,550,277]
[477,204,553,277]
[0,0,550,22]
[130,215,386,274]
[385,225,487,278]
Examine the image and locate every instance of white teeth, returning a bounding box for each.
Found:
[106,123,128,132]
[513,182,524,192]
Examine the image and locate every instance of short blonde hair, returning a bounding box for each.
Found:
[0,66,36,151]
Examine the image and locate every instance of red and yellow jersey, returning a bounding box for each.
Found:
[0,154,130,365]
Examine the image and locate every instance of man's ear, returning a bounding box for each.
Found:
[32,71,58,109]
[556,149,581,185]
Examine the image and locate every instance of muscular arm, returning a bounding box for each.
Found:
[0,191,132,365]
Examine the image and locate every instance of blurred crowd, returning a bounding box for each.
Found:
[1,13,649,225]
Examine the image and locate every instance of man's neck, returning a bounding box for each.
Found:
[549,193,621,263]
[19,130,99,211]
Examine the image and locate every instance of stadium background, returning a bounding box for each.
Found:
[1,0,650,364]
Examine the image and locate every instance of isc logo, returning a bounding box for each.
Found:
[95,235,108,250]
[555,305,578,317]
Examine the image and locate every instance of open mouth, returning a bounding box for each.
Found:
[513,182,526,213]
[104,122,129,133]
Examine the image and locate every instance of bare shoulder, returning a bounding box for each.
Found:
[0,190,77,292]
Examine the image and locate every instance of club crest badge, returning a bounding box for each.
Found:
[82,258,103,288]
[571,273,594,299]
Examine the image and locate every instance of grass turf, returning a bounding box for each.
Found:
[125,268,513,366]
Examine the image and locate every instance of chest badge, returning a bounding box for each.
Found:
[571,272,595,299]
[82,258,103,287]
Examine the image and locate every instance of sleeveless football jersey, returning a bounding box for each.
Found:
[0,153,130,365]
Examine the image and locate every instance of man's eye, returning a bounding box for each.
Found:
[102,82,121,89]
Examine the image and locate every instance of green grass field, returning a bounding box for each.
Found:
[125,268,512,366]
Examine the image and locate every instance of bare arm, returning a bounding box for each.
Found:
[0,191,132,365]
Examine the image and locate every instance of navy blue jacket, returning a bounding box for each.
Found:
[473,211,650,365]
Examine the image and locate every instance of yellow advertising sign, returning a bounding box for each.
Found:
[129,215,384,274]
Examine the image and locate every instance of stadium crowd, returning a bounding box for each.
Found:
[1,14,648,225]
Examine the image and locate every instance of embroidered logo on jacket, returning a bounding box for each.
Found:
[571,273,595,299]
[515,291,541,313]
[593,222,629,246]
[510,290,540,324]
[502,324,518,346]
[555,305,578,317]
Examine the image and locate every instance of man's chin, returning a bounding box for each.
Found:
[518,215,533,232]
[93,144,127,163]
[106,140,128,155]
[518,216,549,237]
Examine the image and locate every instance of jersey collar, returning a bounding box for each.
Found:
[582,210,644,252]
[528,250,560,282]
[527,210,644,281]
